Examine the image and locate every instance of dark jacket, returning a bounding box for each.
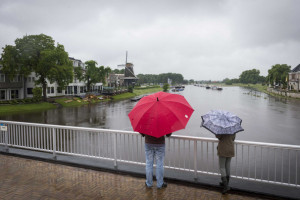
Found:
[140,133,172,144]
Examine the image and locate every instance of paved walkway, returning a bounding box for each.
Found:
[0,154,274,200]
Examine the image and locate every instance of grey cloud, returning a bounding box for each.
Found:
[0,0,299,80]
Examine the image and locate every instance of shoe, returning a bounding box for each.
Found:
[221,177,230,194]
[145,182,152,188]
[158,182,167,189]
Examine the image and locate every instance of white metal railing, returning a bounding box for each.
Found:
[0,120,299,187]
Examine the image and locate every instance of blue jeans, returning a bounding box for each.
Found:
[145,143,165,188]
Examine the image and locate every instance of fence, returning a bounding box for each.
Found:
[0,120,299,187]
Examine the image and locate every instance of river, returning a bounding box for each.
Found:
[1,85,299,145]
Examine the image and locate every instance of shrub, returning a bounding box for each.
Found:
[128,86,133,93]
[33,87,42,102]
[163,83,169,92]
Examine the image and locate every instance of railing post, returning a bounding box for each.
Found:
[194,140,197,180]
[113,132,117,168]
[52,128,56,160]
[5,128,9,152]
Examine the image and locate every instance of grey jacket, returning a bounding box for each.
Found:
[216,134,236,157]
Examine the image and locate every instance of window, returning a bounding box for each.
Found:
[47,87,51,94]
[11,90,19,99]
[80,86,84,93]
[57,87,62,93]
[67,86,72,94]
[27,88,33,95]
[51,87,54,93]
[0,74,5,82]
[12,75,21,82]
[0,90,6,100]
[27,77,31,82]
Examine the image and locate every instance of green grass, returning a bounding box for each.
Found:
[111,86,163,101]
[0,102,56,115]
[232,83,268,93]
[0,86,163,114]
[54,97,90,107]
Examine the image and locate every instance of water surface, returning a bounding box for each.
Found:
[1,86,299,145]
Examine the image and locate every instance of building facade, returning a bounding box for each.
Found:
[288,64,300,91]
[0,64,25,101]
[0,57,103,101]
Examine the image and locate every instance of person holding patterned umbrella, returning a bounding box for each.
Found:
[201,110,244,194]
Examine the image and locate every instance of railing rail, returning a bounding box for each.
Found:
[0,120,299,187]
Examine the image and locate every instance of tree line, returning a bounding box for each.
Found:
[137,73,185,85]
[223,64,291,88]
[0,34,111,101]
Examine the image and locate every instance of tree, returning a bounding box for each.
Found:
[74,65,84,81]
[137,73,185,85]
[84,60,100,92]
[163,83,169,92]
[239,69,262,84]
[223,78,232,85]
[103,66,112,85]
[37,44,73,100]
[267,64,291,88]
[112,68,124,74]
[1,34,73,101]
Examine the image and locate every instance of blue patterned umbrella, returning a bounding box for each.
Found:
[201,110,244,135]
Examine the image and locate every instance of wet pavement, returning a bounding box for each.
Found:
[0,154,277,200]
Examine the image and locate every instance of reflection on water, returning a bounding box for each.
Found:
[1,86,300,145]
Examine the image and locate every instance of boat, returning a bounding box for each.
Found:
[131,95,145,101]
[171,85,185,92]
[211,86,217,90]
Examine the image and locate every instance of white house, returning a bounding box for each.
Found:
[1,57,104,101]
[288,64,300,91]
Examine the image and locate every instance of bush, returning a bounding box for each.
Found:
[9,100,18,105]
[33,87,42,102]
[128,86,133,93]
[163,83,169,92]
[24,98,33,103]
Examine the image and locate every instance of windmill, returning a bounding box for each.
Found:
[117,51,138,86]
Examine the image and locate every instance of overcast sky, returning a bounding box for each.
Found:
[0,0,299,80]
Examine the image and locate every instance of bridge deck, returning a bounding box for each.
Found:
[0,154,276,200]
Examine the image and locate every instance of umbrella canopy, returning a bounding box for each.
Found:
[128,91,194,138]
[201,110,244,135]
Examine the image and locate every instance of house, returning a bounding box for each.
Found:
[107,73,124,87]
[26,57,89,98]
[0,61,25,101]
[288,64,300,91]
[0,57,103,101]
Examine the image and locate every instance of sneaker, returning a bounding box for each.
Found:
[145,182,152,188]
[158,182,167,189]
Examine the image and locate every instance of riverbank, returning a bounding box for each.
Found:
[232,83,268,93]
[0,86,162,115]
[0,102,56,116]
[232,83,300,99]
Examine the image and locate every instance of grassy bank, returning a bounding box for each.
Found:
[111,86,162,101]
[53,97,106,107]
[0,86,163,115]
[0,102,56,115]
[232,83,268,93]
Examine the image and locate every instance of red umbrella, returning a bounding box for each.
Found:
[128,91,194,138]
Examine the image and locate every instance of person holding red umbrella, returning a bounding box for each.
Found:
[128,91,194,189]
[139,132,172,188]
